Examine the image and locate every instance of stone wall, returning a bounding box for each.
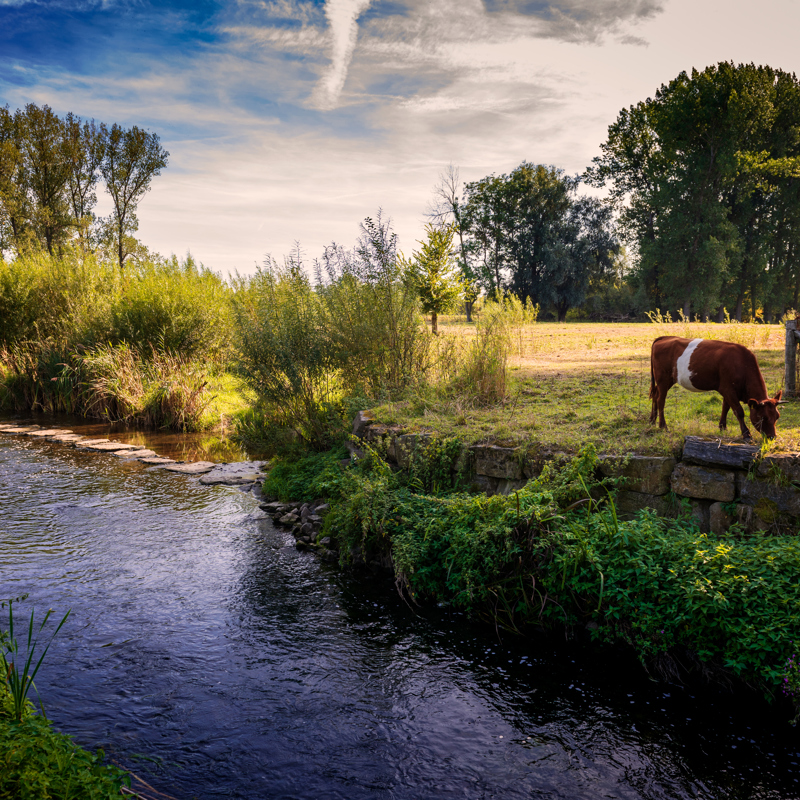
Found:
[352,412,800,535]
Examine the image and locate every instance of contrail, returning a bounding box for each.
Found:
[312,0,372,109]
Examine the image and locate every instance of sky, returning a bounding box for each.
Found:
[1,0,799,274]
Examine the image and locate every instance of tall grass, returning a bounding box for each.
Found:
[0,246,233,430]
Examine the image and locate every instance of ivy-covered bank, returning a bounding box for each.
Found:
[263,442,800,717]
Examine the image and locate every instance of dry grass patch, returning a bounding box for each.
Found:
[373,321,800,456]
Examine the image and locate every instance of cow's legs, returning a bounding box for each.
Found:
[655,380,673,429]
[719,397,729,431]
[727,396,751,439]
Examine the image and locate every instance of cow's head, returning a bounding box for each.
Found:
[748,390,785,439]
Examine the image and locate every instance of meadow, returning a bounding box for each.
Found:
[371,318,800,456]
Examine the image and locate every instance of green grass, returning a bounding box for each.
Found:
[371,320,800,455]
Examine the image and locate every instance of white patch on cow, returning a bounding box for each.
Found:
[676,339,703,392]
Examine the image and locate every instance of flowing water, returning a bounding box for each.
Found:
[1,426,799,799]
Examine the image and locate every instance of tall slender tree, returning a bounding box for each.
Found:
[100,124,169,271]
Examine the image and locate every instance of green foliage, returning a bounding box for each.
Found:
[459,162,619,319]
[316,214,432,397]
[99,254,232,357]
[0,704,130,799]
[401,224,463,334]
[233,254,339,449]
[587,62,800,321]
[262,446,349,502]
[0,247,232,429]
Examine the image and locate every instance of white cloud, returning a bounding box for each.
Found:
[310,0,373,109]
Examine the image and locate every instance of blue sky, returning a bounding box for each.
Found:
[2,0,799,272]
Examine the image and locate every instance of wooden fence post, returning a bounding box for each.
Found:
[786,320,799,397]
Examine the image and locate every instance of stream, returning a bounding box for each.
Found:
[1,423,799,799]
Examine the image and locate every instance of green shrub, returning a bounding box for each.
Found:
[316,214,432,397]
[233,257,339,449]
[0,704,130,800]
[262,445,349,502]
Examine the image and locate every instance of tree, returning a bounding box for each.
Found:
[456,161,620,319]
[427,165,479,320]
[0,106,31,254]
[64,113,106,242]
[401,224,463,334]
[16,103,73,254]
[587,62,800,320]
[100,124,169,271]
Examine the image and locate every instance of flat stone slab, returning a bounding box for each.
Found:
[0,426,41,434]
[160,461,216,475]
[25,429,74,438]
[48,433,86,442]
[139,456,176,465]
[113,449,158,459]
[199,473,260,486]
[82,442,144,452]
[0,424,27,431]
[74,439,110,447]
[682,436,758,469]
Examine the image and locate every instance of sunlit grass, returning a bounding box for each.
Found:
[374,320,800,456]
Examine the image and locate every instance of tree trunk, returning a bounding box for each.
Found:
[735,291,744,322]
[431,312,438,335]
[465,301,473,323]
[716,305,725,323]
[557,302,568,323]
[683,297,691,320]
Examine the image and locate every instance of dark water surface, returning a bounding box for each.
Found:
[1,431,799,799]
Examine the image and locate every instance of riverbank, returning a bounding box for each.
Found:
[259,417,800,718]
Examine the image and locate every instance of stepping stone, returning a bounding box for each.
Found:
[26,429,73,438]
[199,472,261,486]
[74,439,110,447]
[49,434,86,442]
[139,456,175,465]
[113,449,158,459]
[0,424,28,431]
[160,461,216,475]
[1,426,41,434]
[83,442,145,452]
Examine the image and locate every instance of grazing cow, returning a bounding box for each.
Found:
[649,336,785,439]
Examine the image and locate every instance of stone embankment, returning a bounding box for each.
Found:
[0,422,267,489]
[352,412,800,535]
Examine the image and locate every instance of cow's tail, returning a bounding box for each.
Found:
[648,343,656,400]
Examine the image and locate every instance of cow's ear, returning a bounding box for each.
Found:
[774,389,783,402]
[748,399,763,409]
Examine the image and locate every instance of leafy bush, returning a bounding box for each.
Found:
[262,446,349,502]
[0,705,130,800]
[233,256,339,449]
[315,214,432,397]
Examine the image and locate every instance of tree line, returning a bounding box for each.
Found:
[0,103,168,269]
[432,62,800,322]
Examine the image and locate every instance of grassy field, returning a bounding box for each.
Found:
[370,319,800,456]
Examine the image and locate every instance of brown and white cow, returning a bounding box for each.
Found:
[649,336,784,439]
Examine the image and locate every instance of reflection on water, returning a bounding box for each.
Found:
[0,412,264,462]
[0,433,799,799]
